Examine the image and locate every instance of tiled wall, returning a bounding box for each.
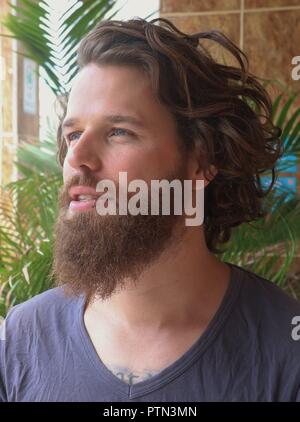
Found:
[160,0,300,194]
[0,1,15,188]
[0,0,39,189]
[160,0,300,99]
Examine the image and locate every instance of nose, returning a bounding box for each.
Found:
[65,130,103,173]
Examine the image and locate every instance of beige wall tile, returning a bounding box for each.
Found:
[161,0,240,13]
[245,0,300,9]
[244,9,300,106]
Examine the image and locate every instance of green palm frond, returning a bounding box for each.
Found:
[1,0,120,96]
[17,119,61,176]
[221,93,300,291]
[0,172,61,316]
[221,192,300,288]
[273,93,300,172]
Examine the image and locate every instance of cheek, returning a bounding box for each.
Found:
[107,147,174,182]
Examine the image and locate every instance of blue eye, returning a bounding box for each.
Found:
[65,127,133,145]
[66,131,81,143]
[110,128,131,137]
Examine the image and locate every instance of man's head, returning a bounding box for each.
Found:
[53,59,195,304]
[52,17,282,303]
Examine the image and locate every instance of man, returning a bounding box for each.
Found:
[0,17,300,402]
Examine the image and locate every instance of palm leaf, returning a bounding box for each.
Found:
[1,0,119,96]
[221,93,300,290]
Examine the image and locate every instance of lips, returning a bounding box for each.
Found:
[68,185,101,212]
[68,185,116,213]
[69,185,100,201]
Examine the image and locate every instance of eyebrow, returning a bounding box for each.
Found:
[62,114,145,131]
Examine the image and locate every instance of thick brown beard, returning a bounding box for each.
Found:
[51,169,186,305]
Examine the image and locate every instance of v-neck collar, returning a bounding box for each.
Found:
[76,262,243,399]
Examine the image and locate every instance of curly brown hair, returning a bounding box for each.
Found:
[56,17,283,254]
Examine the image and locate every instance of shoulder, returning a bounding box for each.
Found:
[230,263,300,352]
[231,263,300,319]
[2,286,83,337]
[226,264,300,400]
[0,287,84,402]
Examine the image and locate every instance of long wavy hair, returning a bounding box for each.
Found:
[56,17,282,253]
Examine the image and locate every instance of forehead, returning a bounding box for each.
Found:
[66,64,175,130]
[68,64,152,116]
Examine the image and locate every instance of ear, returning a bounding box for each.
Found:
[187,141,218,189]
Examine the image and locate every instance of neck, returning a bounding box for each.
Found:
[85,225,231,333]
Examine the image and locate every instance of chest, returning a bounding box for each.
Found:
[84,316,206,384]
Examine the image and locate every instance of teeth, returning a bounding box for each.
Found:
[77,195,97,201]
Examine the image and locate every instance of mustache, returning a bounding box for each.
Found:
[59,173,136,211]
[59,173,100,208]
[64,173,99,192]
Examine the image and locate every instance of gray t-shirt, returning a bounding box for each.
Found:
[1,262,300,402]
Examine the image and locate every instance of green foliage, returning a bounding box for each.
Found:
[1,0,159,97]
[1,0,120,96]
[0,172,62,317]
[220,94,300,293]
[17,118,61,176]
